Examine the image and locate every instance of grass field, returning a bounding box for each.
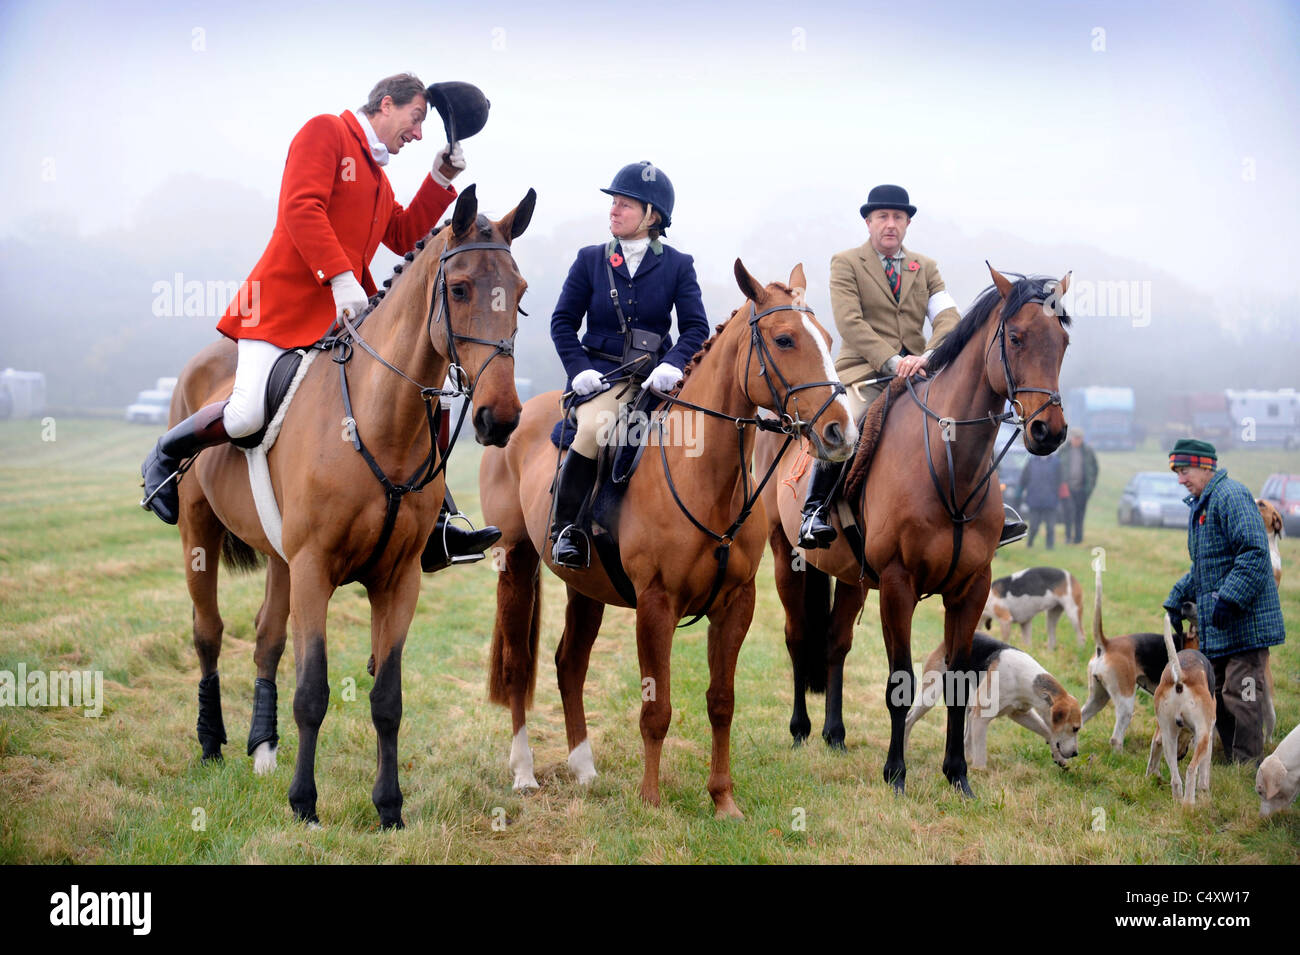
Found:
[1,416,1298,864]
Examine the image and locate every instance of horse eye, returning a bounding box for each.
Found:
[1008,332,1022,346]
[450,284,469,302]
[774,335,795,349]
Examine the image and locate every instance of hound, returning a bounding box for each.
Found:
[1145,613,1216,805]
[979,566,1085,650]
[1080,568,1193,751]
[904,631,1081,769]
[1185,597,1275,743]
[1256,720,1300,817]
[1257,499,1283,588]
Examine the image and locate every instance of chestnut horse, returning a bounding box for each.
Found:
[480,261,856,818]
[173,185,535,828]
[757,265,1071,796]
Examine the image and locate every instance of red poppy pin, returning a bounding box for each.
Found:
[1198,513,1206,525]
[610,253,624,267]
[907,260,919,271]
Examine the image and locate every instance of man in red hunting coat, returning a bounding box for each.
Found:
[142,73,500,563]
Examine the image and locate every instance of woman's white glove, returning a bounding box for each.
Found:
[571,369,608,396]
[431,143,466,188]
[642,362,683,393]
[329,272,368,321]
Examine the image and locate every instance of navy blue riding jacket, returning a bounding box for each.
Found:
[550,239,710,395]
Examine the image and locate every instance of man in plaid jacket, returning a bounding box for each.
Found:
[1164,438,1284,764]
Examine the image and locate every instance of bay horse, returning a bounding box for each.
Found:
[173,185,535,828]
[479,261,857,818]
[757,265,1071,796]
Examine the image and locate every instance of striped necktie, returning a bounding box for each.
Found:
[883,256,901,300]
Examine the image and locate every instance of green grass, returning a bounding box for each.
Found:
[1,417,1298,863]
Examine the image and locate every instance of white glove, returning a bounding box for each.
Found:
[329,272,367,321]
[571,369,608,396]
[431,142,466,188]
[642,362,683,392]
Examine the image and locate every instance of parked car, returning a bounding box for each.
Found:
[1117,471,1189,528]
[125,389,171,425]
[1259,473,1300,535]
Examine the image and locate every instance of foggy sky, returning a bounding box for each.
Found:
[3,0,1297,308]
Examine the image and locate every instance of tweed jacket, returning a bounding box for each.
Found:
[550,239,710,395]
[216,110,456,348]
[1165,469,1285,659]
[829,241,961,388]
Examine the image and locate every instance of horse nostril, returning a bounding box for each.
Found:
[824,421,843,446]
[1030,419,1048,443]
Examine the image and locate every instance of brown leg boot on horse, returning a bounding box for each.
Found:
[140,402,230,525]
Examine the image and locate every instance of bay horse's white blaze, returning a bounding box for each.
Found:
[252,741,277,775]
[567,739,597,785]
[800,313,855,425]
[510,726,539,791]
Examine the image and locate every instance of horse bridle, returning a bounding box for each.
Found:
[902,290,1067,595]
[647,299,847,626]
[328,235,523,581]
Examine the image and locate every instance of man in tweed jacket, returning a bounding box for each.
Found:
[1164,438,1285,764]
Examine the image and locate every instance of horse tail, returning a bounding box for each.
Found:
[488,554,542,708]
[220,528,265,574]
[802,565,833,694]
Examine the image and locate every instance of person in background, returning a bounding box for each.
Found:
[1019,450,1062,549]
[1058,429,1099,543]
[1163,438,1284,765]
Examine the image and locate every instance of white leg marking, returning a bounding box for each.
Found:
[252,741,278,775]
[567,739,598,785]
[510,726,539,791]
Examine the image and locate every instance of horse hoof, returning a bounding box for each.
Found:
[890,779,906,796]
[306,820,323,832]
[381,816,405,831]
[823,735,847,752]
[512,774,540,792]
[952,777,975,799]
[713,798,745,821]
[252,742,278,775]
[791,734,808,748]
[200,750,223,764]
[567,740,598,785]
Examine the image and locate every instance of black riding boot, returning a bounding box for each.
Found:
[140,402,230,524]
[421,489,502,572]
[999,503,1028,547]
[798,459,844,549]
[550,451,597,569]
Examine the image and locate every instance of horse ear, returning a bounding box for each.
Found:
[788,263,807,298]
[986,260,1013,298]
[1056,271,1072,297]
[497,188,537,243]
[734,258,768,305]
[452,183,479,238]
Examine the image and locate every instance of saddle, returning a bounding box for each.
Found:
[551,387,665,605]
[231,349,307,450]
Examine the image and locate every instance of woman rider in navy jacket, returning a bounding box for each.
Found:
[548,161,710,568]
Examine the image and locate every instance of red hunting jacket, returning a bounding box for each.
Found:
[216,110,456,348]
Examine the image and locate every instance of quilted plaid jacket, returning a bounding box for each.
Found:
[1165,469,1285,658]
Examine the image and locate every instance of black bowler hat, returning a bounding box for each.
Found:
[859,184,917,219]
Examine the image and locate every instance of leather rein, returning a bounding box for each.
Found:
[649,301,846,627]
[325,237,520,582]
[900,296,1065,595]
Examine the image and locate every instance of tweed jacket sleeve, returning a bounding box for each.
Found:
[1207,478,1273,610]
[830,251,897,372]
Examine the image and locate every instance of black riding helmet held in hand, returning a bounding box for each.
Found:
[425,81,490,143]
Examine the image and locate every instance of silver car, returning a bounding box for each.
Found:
[1117,471,1190,528]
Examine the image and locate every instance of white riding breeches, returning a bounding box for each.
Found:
[224,338,289,438]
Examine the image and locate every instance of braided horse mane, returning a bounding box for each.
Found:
[676,282,799,391]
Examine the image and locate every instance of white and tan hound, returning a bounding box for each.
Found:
[980,566,1085,650]
[905,631,1081,769]
[1257,499,1283,588]
[1145,613,1216,806]
[1080,568,1195,751]
[1257,720,1300,817]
